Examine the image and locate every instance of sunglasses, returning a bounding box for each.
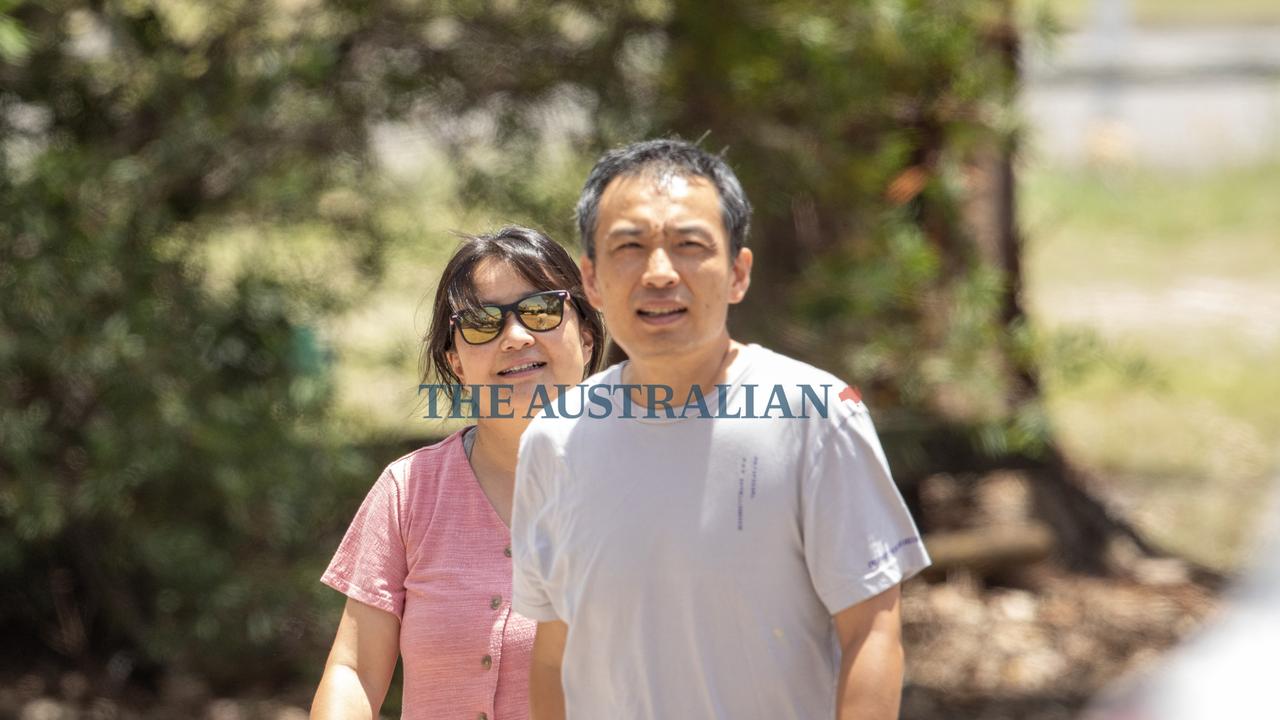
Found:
[450,289,572,345]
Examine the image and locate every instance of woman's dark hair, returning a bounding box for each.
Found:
[421,226,606,398]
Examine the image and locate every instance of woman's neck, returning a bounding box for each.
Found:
[468,417,527,482]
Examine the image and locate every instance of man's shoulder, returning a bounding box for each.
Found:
[741,344,827,377]
[740,344,868,420]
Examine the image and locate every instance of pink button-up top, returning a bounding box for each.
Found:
[322,429,535,720]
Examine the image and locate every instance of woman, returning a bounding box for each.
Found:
[311,226,605,720]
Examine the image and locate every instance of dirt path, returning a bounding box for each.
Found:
[1037,276,1280,348]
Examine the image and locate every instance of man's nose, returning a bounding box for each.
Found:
[498,312,536,351]
[641,247,679,288]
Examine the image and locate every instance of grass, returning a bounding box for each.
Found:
[1022,161,1280,569]
[1022,164,1280,287]
[1040,0,1280,28]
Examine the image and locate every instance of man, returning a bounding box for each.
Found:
[511,139,931,719]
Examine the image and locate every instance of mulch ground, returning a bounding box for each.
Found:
[900,567,1217,720]
[3,567,1218,720]
[4,473,1221,719]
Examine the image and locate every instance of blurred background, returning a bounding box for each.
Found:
[1,0,1276,718]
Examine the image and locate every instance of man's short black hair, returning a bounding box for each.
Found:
[575,138,752,259]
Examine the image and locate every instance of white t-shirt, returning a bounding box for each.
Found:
[511,343,931,719]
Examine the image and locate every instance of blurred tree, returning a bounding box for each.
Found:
[660,0,1188,577]
[656,0,1165,573]
[0,0,1180,695]
[0,0,394,685]
[0,0,664,689]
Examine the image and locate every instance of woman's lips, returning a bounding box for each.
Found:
[497,361,547,378]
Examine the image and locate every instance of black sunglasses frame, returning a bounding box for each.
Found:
[449,289,573,346]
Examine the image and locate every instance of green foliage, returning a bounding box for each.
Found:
[0,0,391,680]
[660,0,1033,438]
[2,0,1046,688]
[0,0,680,686]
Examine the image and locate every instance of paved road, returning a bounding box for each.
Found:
[1023,26,1280,167]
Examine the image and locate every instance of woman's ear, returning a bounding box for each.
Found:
[581,328,596,375]
[446,347,465,386]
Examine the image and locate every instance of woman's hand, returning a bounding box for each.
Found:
[530,619,569,720]
[311,598,401,720]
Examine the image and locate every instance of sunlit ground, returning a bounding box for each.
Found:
[1042,0,1280,27]
[1024,160,1280,570]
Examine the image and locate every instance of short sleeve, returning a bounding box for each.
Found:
[511,426,561,622]
[802,406,931,615]
[321,469,409,619]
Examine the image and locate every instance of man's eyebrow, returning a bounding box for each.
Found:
[672,222,714,237]
[606,225,646,238]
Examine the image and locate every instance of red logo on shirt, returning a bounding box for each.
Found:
[839,385,862,404]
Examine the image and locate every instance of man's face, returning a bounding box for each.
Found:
[581,172,752,363]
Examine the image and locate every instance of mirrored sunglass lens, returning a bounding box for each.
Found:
[458,307,502,343]
[460,326,499,343]
[518,294,564,331]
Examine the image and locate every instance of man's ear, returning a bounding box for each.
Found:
[580,254,603,310]
[728,247,753,304]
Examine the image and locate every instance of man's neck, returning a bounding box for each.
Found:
[623,335,745,407]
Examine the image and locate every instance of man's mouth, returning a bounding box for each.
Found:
[498,361,546,376]
[637,307,687,318]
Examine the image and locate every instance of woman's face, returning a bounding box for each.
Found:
[446,259,595,418]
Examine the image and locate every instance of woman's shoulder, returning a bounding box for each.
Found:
[380,428,471,495]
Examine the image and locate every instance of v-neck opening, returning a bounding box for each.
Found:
[456,426,513,531]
